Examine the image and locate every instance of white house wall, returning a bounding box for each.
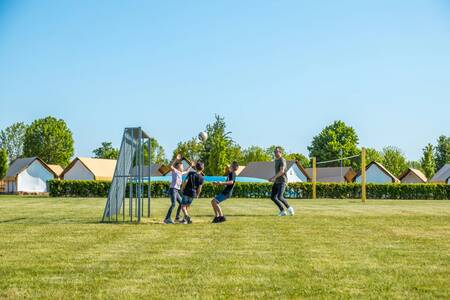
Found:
[355,165,392,183]
[16,160,54,192]
[64,161,95,180]
[286,165,307,183]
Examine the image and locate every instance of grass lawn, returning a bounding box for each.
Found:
[0,196,449,299]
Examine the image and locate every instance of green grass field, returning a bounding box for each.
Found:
[0,196,449,299]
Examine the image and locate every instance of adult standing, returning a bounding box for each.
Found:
[269,147,295,216]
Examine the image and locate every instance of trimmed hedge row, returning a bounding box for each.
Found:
[48,180,450,200]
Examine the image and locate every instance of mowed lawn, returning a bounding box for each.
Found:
[0,196,449,299]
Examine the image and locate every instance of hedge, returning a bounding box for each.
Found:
[48,180,450,200]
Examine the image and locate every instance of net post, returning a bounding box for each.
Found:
[361,147,366,203]
[312,157,317,200]
[147,138,151,218]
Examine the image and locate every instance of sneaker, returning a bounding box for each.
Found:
[278,210,287,216]
[218,216,227,223]
[212,217,220,223]
[175,217,183,223]
[164,218,174,224]
[287,207,295,216]
[186,216,193,224]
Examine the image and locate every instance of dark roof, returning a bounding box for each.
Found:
[430,164,450,183]
[238,160,310,181]
[304,167,356,183]
[4,157,58,180]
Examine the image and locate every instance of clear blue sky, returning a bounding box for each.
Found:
[0,0,449,161]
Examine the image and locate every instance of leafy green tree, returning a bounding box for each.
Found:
[421,143,436,179]
[228,144,244,165]
[408,160,423,171]
[145,137,167,165]
[0,148,8,178]
[172,137,204,162]
[307,120,359,168]
[241,146,271,165]
[23,116,74,166]
[92,142,119,159]
[381,146,408,177]
[0,122,28,162]
[434,135,449,171]
[365,148,383,165]
[200,115,236,175]
[285,152,310,167]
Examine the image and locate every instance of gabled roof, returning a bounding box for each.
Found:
[304,167,356,183]
[355,161,400,183]
[4,157,58,180]
[430,164,450,183]
[399,168,427,183]
[238,160,310,181]
[61,157,117,180]
[47,164,64,177]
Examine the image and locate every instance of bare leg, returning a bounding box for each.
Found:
[211,199,219,217]
[212,200,223,217]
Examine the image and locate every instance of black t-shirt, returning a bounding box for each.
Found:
[221,171,236,197]
[183,171,204,198]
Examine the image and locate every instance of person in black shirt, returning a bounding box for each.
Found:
[180,161,205,224]
[211,161,239,223]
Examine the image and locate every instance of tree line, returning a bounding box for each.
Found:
[0,115,448,178]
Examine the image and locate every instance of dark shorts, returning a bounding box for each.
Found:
[214,193,231,203]
[181,195,194,205]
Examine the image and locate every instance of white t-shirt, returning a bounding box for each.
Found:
[170,169,183,190]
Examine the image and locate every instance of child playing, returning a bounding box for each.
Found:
[164,154,190,224]
[211,161,239,223]
[180,161,205,224]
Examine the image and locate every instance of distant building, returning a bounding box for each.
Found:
[304,167,356,183]
[238,160,310,183]
[430,164,450,184]
[4,157,59,193]
[61,157,117,180]
[354,161,400,184]
[399,168,427,183]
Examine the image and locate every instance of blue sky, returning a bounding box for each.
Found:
[0,0,449,161]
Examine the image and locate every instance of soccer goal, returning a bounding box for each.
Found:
[102,127,152,223]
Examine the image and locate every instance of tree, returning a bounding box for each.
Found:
[200,115,236,175]
[0,148,8,178]
[146,137,167,165]
[408,160,423,171]
[434,135,449,171]
[0,122,28,162]
[92,142,119,159]
[307,120,359,168]
[285,153,310,167]
[381,146,408,177]
[421,143,436,179]
[365,148,383,165]
[172,137,204,162]
[23,116,74,166]
[241,146,271,165]
[228,144,244,165]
